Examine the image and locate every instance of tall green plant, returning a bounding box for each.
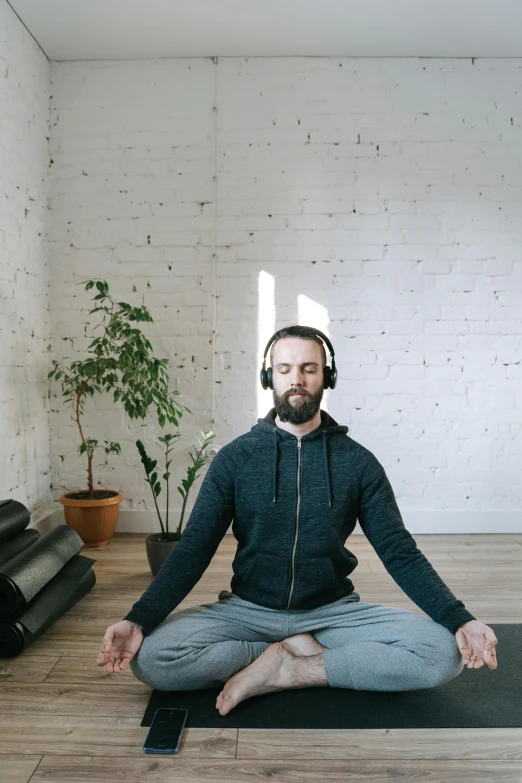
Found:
[136,430,216,540]
[48,280,191,498]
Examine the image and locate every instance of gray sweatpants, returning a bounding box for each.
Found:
[129,590,465,692]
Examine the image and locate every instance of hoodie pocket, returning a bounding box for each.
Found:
[244,552,290,601]
[293,556,339,604]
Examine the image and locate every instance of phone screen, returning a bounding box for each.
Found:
[143,708,189,754]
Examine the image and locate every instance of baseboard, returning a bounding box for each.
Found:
[29,505,522,535]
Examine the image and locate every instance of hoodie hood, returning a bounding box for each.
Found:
[252,407,349,508]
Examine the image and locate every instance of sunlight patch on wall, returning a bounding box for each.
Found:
[298,294,330,412]
[257,270,275,419]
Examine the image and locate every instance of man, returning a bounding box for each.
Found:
[97,325,498,717]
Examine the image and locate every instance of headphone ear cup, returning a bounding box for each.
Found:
[260,368,268,390]
[323,366,331,389]
[266,367,273,390]
[330,365,337,389]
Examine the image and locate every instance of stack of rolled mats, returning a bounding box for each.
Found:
[0,499,96,658]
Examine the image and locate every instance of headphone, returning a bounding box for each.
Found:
[260,327,338,390]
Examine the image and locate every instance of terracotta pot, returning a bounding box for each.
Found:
[59,490,124,547]
[146,532,180,576]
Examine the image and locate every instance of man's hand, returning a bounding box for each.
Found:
[455,619,498,670]
[96,620,144,673]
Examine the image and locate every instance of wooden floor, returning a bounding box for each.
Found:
[1,531,522,783]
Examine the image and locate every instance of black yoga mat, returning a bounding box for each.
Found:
[0,524,84,618]
[0,529,41,568]
[0,554,96,658]
[141,623,521,729]
[0,500,30,544]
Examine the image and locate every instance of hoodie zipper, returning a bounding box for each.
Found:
[286,436,302,609]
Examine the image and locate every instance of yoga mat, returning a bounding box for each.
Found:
[0,524,84,618]
[141,623,521,729]
[0,500,30,544]
[0,529,41,568]
[0,554,96,658]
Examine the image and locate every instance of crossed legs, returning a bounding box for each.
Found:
[130,599,465,713]
[216,632,328,716]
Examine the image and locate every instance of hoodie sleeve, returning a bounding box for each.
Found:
[357,453,476,634]
[123,445,235,636]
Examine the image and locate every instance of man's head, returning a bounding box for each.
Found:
[269,326,327,425]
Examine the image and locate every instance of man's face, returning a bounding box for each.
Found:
[271,337,325,424]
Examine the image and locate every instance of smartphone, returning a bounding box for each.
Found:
[143,707,189,754]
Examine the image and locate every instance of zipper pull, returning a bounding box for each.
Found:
[297,437,302,449]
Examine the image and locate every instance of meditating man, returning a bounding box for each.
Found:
[97,325,498,717]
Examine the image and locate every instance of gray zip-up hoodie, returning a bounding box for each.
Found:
[124,407,476,636]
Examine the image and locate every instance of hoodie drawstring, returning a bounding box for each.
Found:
[273,428,279,503]
[322,429,333,508]
[272,426,332,507]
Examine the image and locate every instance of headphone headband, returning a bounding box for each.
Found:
[260,327,337,390]
[261,327,335,363]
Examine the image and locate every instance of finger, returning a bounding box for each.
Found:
[101,628,115,653]
[106,654,120,673]
[466,654,479,668]
[96,647,113,664]
[484,649,498,669]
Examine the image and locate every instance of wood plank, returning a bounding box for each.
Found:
[29,755,522,782]
[0,683,150,716]
[0,755,42,783]
[0,656,60,683]
[44,658,150,686]
[448,552,522,561]
[13,635,105,658]
[236,728,522,759]
[0,715,236,757]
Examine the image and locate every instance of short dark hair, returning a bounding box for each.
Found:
[269,325,327,369]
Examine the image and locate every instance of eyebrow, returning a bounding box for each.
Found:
[275,362,320,368]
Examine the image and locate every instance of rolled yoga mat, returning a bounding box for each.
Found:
[0,529,41,568]
[0,554,96,658]
[0,499,31,544]
[0,524,84,618]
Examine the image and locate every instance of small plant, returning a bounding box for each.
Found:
[48,280,191,498]
[136,430,216,541]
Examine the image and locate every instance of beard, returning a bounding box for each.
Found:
[273,384,324,425]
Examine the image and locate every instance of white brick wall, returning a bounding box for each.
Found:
[46,56,522,532]
[0,0,51,520]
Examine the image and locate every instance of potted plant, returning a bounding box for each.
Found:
[136,430,216,574]
[48,279,190,547]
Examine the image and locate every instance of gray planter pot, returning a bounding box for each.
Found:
[146,532,180,576]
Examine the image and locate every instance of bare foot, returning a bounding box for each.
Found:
[215,642,297,716]
[281,632,327,657]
